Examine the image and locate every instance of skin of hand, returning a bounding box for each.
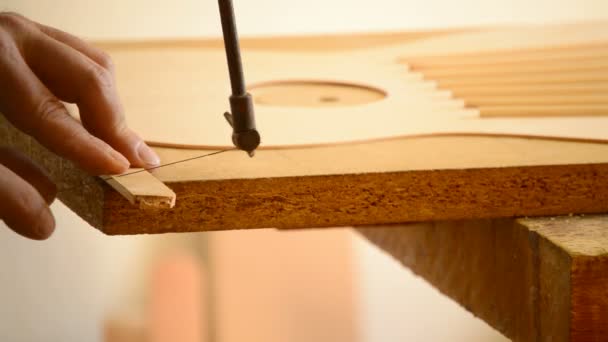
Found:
[0,12,161,240]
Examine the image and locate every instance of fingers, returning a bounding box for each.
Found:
[34,23,115,73]
[0,13,160,174]
[0,162,55,240]
[22,27,161,168]
[0,147,57,204]
[0,35,130,175]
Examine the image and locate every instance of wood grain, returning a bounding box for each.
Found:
[358,215,608,341]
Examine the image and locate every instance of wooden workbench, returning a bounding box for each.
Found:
[1,28,607,341]
[359,216,608,341]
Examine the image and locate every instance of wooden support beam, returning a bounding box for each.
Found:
[358,215,608,341]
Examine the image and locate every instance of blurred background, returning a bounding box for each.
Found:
[1,0,607,341]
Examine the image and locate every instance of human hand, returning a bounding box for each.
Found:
[0,12,160,239]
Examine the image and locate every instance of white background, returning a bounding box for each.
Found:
[5,0,608,39]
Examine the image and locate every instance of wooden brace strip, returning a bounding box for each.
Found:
[103,170,176,209]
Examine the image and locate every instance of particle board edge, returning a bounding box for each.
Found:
[101,164,608,235]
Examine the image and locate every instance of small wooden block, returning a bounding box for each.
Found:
[103,170,176,209]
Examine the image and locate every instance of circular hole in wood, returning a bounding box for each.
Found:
[249,80,387,108]
[319,96,339,103]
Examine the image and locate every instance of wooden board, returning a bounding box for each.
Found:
[358,215,608,341]
[63,22,608,150]
[2,26,608,234]
[4,111,608,234]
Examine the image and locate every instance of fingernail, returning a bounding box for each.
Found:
[137,141,161,167]
[33,208,55,240]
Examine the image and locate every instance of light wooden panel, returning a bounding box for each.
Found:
[66,23,608,151]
